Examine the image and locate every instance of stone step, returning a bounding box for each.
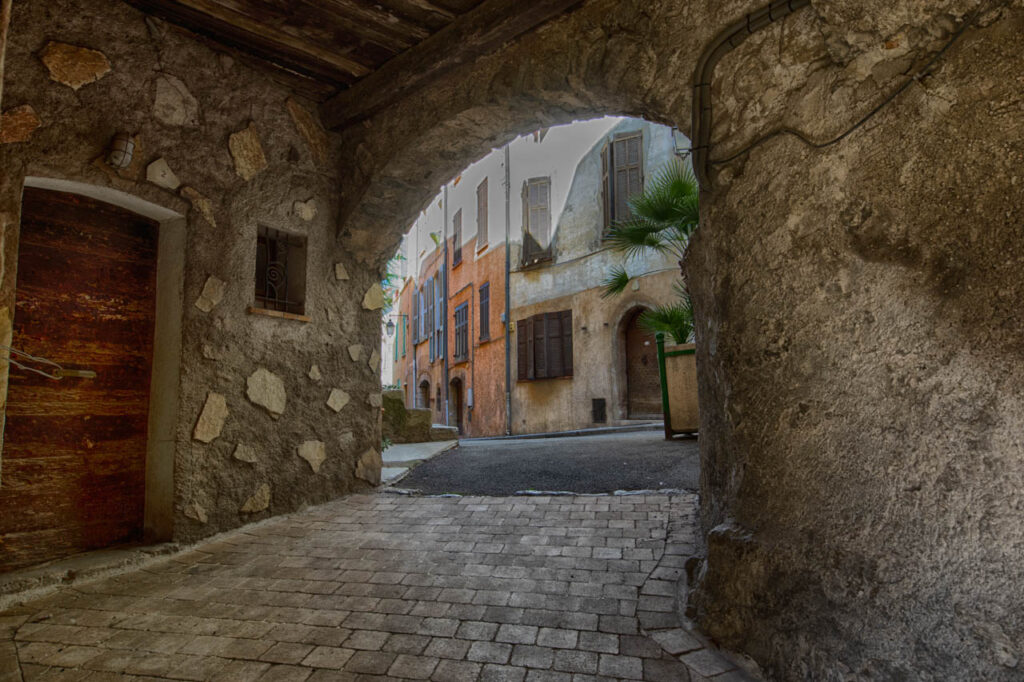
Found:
[429,425,459,441]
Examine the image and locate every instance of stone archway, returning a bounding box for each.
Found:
[328,2,1024,679]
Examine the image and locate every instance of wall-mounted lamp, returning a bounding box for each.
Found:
[106,132,135,169]
[386,319,396,337]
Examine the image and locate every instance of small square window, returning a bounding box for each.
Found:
[254,225,307,315]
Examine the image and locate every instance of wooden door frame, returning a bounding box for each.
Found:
[9,178,186,543]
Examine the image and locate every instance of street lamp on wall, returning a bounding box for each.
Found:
[386,319,396,337]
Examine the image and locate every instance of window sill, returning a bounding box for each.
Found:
[517,375,573,383]
[477,242,489,253]
[452,258,464,270]
[247,306,310,323]
[452,356,469,366]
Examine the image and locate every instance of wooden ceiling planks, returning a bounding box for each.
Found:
[127,0,583,125]
[128,0,485,91]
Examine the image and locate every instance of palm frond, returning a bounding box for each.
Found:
[605,218,672,259]
[601,265,631,299]
[628,160,699,227]
[639,299,694,345]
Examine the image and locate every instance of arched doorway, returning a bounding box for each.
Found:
[623,308,662,419]
[450,377,465,435]
[418,379,431,411]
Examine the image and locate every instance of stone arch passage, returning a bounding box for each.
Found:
[329,2,1024,680]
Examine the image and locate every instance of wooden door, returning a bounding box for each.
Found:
[625,309,662,419]
[0,188,159,571]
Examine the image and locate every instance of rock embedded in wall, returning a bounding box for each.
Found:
[335,263,350,281]
[240,483,271,513]
[367,393,382,408]
[308,364,322,381]
[355,448,382,485]
[194,275,225,313]
[286,97,330,166]
[293,198,317,221]
[246,367,286,417]
[229,122,268,181]
[362,283,385,310]
[184,502,208,524]
[193,392,228,443]
[297,440,327,473]
[39,41,110,90]
[153,74,199,127]
[233,443,257,464]
[180,187,216,228]
[368,350,381,372]
[327,388,350,413]
[348,345,364,362]
[147,158,180,190]
[0,105,40,144]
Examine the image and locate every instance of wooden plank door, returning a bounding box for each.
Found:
[0,188,159,571]
[625,309,662,419]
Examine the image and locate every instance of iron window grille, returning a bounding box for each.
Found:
[254,226,306,315]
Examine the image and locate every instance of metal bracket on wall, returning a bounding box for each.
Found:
[691,0,812,191]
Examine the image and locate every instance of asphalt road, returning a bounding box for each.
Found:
[396,429,700,495]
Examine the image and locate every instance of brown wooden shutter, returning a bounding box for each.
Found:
[479,283,490,340]
[546,313,563,378]
[517,319,532,380]
[533,313,547,379]
[561,310,573,377]
[477,179,488,247]
[627,135,643,199]
[601,143,611,233]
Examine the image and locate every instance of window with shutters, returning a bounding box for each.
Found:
[452,210,463,266]
[412,286,420,344]
[601,131,644,235]
[427,277,435,362]
[522,177,552,264]
[435,266,445,360]
[479,283,490,341]
[477,179,489,250]
[454,303,469,362]
[516,310,573,381]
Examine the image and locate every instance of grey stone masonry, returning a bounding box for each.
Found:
[0,492,756,680]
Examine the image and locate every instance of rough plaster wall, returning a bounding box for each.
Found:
[0,0,381,544]
[512,271,677,433]
[335,0,1024,678]
[685,4,1024,679]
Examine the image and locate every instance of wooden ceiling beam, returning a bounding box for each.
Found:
[320,0,585,130]
[129,0,372,79]
[373,0,456,28]
[313,0,432,52]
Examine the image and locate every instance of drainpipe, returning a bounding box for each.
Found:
[442,185,450,426]
[503,144,512,436]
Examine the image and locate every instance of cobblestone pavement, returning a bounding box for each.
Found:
[0,493,750,681]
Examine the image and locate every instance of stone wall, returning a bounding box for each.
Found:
[333,0,1024,678]
[686,4,1024,678]
[0,0,383,546]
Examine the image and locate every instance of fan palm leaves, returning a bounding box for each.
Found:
[603,159,699,266]
[602,158,699,344]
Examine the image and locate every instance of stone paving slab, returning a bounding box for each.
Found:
[0,493,754,681]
